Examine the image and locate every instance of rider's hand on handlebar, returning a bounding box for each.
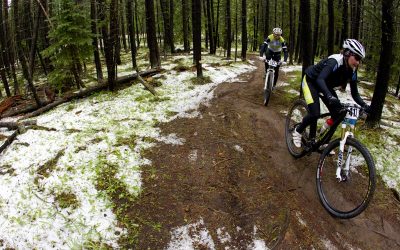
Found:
[328,96,342,112]
[363,104,372,114]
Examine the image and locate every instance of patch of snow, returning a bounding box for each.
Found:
[281,65,302,73]
[216,227,231,244]
[188,149,198,162]
[233,145,244,153]
[166,218,216,250]
[296,211,307,227]
[321,238,338,250]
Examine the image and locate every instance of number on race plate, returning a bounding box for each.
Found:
[268,60,277,67]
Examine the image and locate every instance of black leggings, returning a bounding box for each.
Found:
[296,76,339,140]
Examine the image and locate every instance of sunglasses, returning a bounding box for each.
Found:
[350,53,362,61]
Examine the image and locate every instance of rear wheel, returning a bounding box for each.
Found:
[263,72,273,106]
[316,138,376,219]
[285,99,310,158]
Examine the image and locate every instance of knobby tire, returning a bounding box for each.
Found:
[316,137,376,219]
[263,72,273,106]
[285,99,309,158]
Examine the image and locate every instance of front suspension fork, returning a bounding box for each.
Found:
[336,131,353,181]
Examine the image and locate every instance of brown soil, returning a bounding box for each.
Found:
[133,56,400,249]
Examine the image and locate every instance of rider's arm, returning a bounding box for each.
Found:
[349,72,367,107]
[315,59,338,99]
[260,38,270,57]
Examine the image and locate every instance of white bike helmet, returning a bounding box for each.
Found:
[272,27,282,35]
[343,39,365,59]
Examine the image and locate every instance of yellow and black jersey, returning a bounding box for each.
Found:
[260,34,288,61]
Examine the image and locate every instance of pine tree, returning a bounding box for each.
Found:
[42,0,93,91]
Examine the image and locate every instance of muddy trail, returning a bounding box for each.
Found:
[130,57,400,249]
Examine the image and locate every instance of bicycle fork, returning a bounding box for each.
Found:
[264,70,274,90]
[336,131,354,182]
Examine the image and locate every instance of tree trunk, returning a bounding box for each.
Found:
[14,0,41,106]
[0,58,11,96]
[3,0,19,95]
[234,0,238,61]
[119,0,127,52]
[226,0,231,58]
[202,0,208,50]
[13,0,30,85]
[127,0,137,69]
[99,0,119,91]
[182,0,190,52]
[91,0,104,81]
[264,0,269,39]
[156,2,163,51]
[241,0,247,60]
[340,0,349,45]
[312,0,320,64]
[145,0,161,68]
[251,0,258,51]
[366,0,394,127]
[350,0,361,39]
[395,74,400,97]
[206,0,215,54]
[160,0,174,54]
[169,0,174,53]
[192,0,202,77]
[215,0,220,48]
[295,5,301,63]
[300,0,312,76]
[327,0,334,55]
[134,0,140,47]
[274,0,277,27]
[0,1,11,97]
[288,0,294,64]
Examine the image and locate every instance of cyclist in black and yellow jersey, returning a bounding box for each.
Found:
[292,39,371,148]
[259,27,288,88]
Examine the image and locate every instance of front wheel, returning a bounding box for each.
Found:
[316,137,376,219]
[285,99,310,158]
[263,72,273,106]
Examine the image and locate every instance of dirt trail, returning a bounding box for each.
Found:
[132,56,400,249]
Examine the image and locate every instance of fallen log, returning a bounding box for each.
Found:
[136,69,158,96]
[0,95,23,115]
[0,130,18,154]
[2,69,161,119]
[0,120,37,130]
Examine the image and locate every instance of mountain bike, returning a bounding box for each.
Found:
[284,99,376,219]
[263,59,281,106]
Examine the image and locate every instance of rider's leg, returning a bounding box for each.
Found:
[274,65,280,87]
[273,54,281,87]
[293,77,320,147]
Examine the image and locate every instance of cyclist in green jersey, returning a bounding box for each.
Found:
[259,27,288,88]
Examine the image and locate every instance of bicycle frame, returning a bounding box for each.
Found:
[302,103,363,157]
[264,59,279,91]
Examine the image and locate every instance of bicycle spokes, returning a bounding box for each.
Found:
[317,138,375,218]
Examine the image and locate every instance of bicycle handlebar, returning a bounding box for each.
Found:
[341,102,368,120]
